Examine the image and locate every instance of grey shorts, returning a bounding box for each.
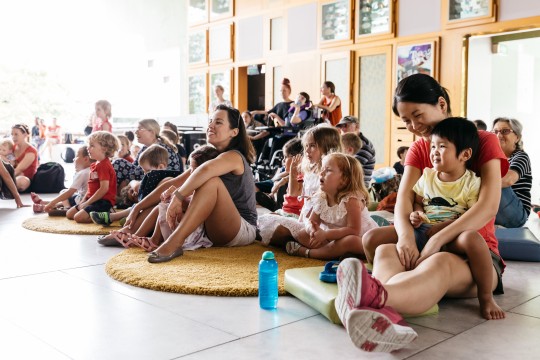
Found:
[225,217,257,247]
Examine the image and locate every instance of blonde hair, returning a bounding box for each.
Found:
[138,144,169,168]
[341,133,362,154]
[0,138,14,151]
[87,131,119,158]
[138,119,177,153]
[160,129,179,144]
[301,125,342,174]
[323,153,369,204]
[95,100,112,118]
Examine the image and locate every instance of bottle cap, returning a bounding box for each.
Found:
[262,251,275,260]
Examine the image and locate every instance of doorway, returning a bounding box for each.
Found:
[238,64,265,112]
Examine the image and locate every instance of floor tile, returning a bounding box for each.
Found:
[0,317,70,360]
[509,295,540,318]
[0,271,236,360]
[407,312,540,359]
[64,265,320,337]
[181,315,452,360]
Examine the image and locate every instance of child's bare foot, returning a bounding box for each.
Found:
[479,295,505,320]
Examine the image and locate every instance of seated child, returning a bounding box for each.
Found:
[116,134,134,163]
[90,144,170,226]
[255,138,303,212]
[0,138,16,164]
[285,153,378,260]
[393,146,409,175]
[341,132,362,157]
[363,117,505,320]
[111,145,219,251]
[66,131,118,223]
[32,146,94,214]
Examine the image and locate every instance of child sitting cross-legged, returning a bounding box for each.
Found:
[32,146,94,214]
[66,131,118,223]
[90,144,170,226]
[285,152,378,260]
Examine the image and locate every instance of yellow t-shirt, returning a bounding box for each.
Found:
[413,168,480,224]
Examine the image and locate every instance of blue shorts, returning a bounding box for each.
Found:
[413,223,432,251]
[255,179,274,193]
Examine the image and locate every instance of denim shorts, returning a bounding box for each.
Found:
[81,199,112,214]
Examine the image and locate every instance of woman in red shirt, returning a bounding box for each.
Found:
[11,124,39,192]
[335,74,508,352]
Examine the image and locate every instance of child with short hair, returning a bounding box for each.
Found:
[393,146,409,175]
[90,144,170,225]
[67,131,118,223]
[255,137,303,212]
[286,153,378,259]
[363,117,505,320]
[32,146,95,214]
[341,132,363,156]
[117,135,134,163]
[0,138,16,164]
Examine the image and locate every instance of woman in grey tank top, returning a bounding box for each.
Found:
[147,105,258,263]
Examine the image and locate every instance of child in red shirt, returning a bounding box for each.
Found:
[67,131,118,223]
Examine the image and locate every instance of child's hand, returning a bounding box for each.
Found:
[288,154,302,173]
[409,211,425,228]
[44,203,55,212]
[161,185,177,202]
[166,196,184,230]
[309,221,327,248]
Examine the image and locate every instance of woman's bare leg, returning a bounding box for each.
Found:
[153,177,242,255]
[372,244,477,315]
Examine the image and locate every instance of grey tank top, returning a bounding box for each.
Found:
[219,150,258,226]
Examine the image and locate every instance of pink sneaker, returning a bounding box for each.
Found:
[33,203,45,213]
[346,306,418,353]
[335,258,387,325]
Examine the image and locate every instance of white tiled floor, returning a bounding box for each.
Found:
[1,192,540,359]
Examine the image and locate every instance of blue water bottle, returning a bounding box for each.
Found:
[259,251,278,309]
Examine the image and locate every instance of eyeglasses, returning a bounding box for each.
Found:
[492,129,514,135]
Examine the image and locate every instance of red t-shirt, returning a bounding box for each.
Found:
[123,154,134,163]
[405,130,509,258]
[86,158,117,205]
[14,144,38,180]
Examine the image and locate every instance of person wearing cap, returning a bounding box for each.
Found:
[335,116,376,185]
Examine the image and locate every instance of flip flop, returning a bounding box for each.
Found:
[319,261,339,283]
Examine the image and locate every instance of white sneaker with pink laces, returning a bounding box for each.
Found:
[346,306,418,353]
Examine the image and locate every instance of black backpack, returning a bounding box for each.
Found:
[62,147,76,163]
[30,162,66,193]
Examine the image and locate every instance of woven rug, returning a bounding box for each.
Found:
[105,243,325,296]
[22,214,121,235]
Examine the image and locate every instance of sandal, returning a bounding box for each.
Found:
[110,230,137,248]
[319,261,339,283]
[285,241,310,258]
[128,234,159,252]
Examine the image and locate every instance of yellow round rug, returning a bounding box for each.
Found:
[22,214,121,235]
[105,243,326,296]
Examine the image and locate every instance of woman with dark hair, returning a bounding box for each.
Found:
[11,124,39,192]
[147,105,257,262]
[492,117,532,228]
[99,106,258,263]
[340,74,508,352]
[314,81,342,126]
